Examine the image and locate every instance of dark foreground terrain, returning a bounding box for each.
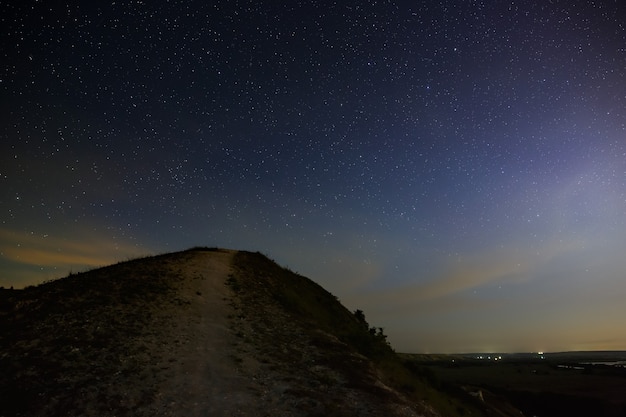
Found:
[1,247,480,417]
[5,247,616,416]
[402,352,626,417]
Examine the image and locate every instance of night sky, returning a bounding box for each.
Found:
[2,1,626,353]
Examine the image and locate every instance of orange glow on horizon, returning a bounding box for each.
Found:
[0,228,153,288]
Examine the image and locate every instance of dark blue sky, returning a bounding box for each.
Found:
[2,0,625,353]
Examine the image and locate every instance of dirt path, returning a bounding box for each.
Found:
[142,249,261,417]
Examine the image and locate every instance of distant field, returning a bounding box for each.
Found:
[402,353,626,417]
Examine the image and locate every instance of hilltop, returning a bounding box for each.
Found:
[1,248,487,416]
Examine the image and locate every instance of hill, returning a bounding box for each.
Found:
[1,248,482,416]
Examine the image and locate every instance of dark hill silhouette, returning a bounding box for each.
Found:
[0,248,485,416]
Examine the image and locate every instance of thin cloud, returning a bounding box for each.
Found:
[0,229,148,265]
[0,228,153,287]
[346,239,587,313]
[3,247,111,267]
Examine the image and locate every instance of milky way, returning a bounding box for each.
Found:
[2,1,625,352]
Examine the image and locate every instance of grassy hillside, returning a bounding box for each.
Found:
[0,250,202,416]
[230,251,489,417]
[232,251,392,358]
[0,247,499,416]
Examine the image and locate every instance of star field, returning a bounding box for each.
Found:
[2,0,626,353]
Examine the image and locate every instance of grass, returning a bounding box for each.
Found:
[225,273,241,292]
[0,250,200,417]
[230,250,480,417]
